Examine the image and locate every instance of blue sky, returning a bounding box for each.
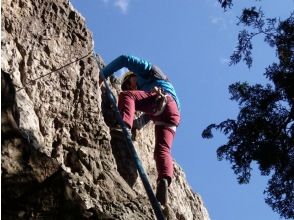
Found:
[69,1,293,219]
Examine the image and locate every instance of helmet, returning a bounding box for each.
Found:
[121,71,136,90]
[121,71,135,85]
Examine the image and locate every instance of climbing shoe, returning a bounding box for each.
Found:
[156,178,168,206]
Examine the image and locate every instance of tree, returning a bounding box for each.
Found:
[202,1,294,219]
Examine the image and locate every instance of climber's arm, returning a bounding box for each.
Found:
[100,55,152,79]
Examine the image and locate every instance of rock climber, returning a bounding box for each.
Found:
[99,54,181,206]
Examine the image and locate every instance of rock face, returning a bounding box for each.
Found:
[1,0,210,219]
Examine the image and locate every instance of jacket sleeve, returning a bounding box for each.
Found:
[101,54,152,78]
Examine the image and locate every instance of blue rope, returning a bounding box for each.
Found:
[95,55,165,220]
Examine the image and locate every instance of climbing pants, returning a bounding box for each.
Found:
[118,90,181,183]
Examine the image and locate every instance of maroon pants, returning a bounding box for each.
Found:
[118,90,181,183]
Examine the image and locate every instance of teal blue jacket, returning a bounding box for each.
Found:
[101,54,181,111]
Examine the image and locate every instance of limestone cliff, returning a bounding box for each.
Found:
[1,0,210,219]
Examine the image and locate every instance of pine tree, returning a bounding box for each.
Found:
[203,2,294,219]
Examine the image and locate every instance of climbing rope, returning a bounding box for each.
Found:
[15,50,93,92]
[94,54,165,220]
[10,1,93,92]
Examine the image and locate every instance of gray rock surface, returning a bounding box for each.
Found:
[1,0,210,219]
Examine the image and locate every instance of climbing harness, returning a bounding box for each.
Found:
[154,121,177,132]
[95,54,165,220]
[152,86,168,116]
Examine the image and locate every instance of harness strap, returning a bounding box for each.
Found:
[153,95,168,116]
[154,121,177,132]
[152,86,168,116]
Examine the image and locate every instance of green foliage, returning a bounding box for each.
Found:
[218,0,233,10]
[203,2,294,219]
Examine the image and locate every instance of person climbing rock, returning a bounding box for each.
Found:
[100,54,181,206]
